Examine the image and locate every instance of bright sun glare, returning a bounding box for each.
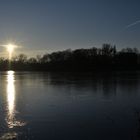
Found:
[5,44,18,60]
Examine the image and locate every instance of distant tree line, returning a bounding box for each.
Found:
[1,43,140,71]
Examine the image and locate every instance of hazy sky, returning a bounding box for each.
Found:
[0,0,140,56]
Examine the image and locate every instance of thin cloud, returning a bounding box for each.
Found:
[126,20,140,28]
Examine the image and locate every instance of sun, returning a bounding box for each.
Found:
[6,44,17,60]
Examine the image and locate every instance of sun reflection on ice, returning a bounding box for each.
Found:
[6,71,26,128]
[7,71,15,119]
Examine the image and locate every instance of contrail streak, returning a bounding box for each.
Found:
[126,20,140,28]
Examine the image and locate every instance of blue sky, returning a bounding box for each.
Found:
[0,0,140,56]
